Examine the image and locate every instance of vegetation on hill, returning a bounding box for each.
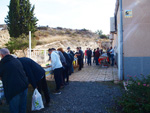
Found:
[96,30,109,39]
[36,27,98,39]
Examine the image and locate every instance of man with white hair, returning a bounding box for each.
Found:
[0,48,28,113]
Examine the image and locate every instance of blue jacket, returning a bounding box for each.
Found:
[18,57,45,89]
[0,55,28,103]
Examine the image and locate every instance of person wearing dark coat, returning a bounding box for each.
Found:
[52,48,67,86]
[87,48,92,66]
[95,48,100,65]
[57,48,71,85]
[67,47,75,73]
[93,49,96,63]
[0,48,28,113]
[67,47,75,57]
[75,47,83,71]
[17,57,50,106]
[79,47,84,68]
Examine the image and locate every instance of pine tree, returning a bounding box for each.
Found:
[5,0,38,38]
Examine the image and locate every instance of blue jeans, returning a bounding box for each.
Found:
[111,54,114,66]
[87,57,91,65]
[71,64,74,73]
[85,56,88,63]
[9,88,28,113]
[95,57,99,65]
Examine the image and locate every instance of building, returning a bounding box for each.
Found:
[110,0,150,80]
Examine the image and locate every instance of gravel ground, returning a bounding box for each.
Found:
[34,81,123,113]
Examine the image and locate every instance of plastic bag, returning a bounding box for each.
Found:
[0,81,4,100]
[31,88,44,111]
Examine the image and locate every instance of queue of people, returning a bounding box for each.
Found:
[0,46,115,113]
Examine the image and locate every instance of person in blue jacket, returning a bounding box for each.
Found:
[0,48,28,113]
[17,57,50,107]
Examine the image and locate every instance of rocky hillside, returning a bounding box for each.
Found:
[0,26,111,54]
[0,30,10,48]
[34,27,100,51]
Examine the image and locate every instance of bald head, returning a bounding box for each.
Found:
[0,48,10,59]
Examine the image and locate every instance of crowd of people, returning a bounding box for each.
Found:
[0,47,84,113]
[0,46,115,113]
[47,47,87,94]
[84,47,115,66]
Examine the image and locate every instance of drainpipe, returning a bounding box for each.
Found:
[119,0,123,80]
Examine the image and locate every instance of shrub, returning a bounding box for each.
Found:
[119,75,150,113]
[5,34,36,56]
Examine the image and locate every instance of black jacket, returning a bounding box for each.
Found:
[70,51,75,57]
[18,57,45,89]
[0,55,28,103]
[87,50,92,58]
[76,50,83,59]
[63,52,72,67]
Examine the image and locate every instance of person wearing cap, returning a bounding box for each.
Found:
[67,47,74,57]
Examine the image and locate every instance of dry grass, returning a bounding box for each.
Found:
[37,35,70,45]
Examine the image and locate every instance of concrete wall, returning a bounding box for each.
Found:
[114,0,150,79]
[123,0,150,57]
[122,0,150,79]
[124,57,150,79]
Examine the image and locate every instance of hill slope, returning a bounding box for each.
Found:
[0,27,111,55]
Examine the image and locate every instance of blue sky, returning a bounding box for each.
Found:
[0,0,116,34]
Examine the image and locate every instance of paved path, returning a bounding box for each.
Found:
[70,63,118,82]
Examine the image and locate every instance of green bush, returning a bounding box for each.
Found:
[119,75,150,113]
[5,34,36,56]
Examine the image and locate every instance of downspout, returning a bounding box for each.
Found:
[119,0,124,80]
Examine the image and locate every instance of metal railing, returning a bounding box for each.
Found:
[27,49,49,64]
